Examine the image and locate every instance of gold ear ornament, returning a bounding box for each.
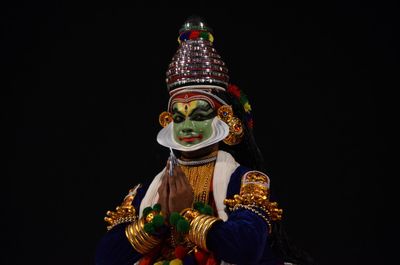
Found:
[217,105,244,145]
[159,111,173,128]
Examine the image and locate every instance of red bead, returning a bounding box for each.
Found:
[174,245,187,260]
[189,30,200,39]
[194,249,208,265]
[138,256,152,265]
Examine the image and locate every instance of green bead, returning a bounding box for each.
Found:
[152,214,165,228]
[144,222,155,234]
[169,212,181,226]
[201,205,213,215]
[200,31,209,39]
[143,206,153,217]
[176,219,189,233]
[153,203,161,212]
[240,94,248,105]
[193,202,205,210]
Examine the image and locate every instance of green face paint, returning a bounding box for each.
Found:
[172,100,215,147]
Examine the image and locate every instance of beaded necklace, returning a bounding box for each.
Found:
[178,151,218,204]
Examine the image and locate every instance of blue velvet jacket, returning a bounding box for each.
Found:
[95,166,283,265]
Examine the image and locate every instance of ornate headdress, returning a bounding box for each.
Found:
[165,16,229,111]
[158,16,251,150]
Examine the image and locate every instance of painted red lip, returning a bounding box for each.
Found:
[179,134,203,143]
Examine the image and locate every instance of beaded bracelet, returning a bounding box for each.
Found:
[106,215,137,231]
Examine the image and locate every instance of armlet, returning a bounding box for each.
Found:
[224,171,283,223]
[104,183,142,230]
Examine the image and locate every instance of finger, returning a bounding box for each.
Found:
[157,183,167,201]
[168,170,177,195]
[158,171,168,191]
[175,165,190,187]
[176,178,193,200]
[165,159,170,174]
[163,160,172,183]
[173,164,185,182]
[174,166,186,186]
[157,182,169,213]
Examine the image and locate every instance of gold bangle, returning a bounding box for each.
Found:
[194,216,210,249]
[133,221,149,246]
[126,225,151,254]
[189,215,202,247]
[192,215,209,248]
[134,220,157,252]
[199,216,220,250]
[126,222,145,253]
[125,218,161,254]
[195,216,211,250]
[188,214,222,251]
[137,218,160,245]
[126,222,152,254]
[199,216,220,251]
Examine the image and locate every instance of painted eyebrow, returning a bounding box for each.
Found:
[172,102,212,116]
[190,104,213,115]
[172,105,182,113]
[172,108,185,116]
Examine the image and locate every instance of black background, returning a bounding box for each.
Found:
[2,1,395,265]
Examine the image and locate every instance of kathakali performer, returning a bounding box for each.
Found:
[96,16,312,265]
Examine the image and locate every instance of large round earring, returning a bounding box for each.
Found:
[217,105,244,145]
[159,111,173,128]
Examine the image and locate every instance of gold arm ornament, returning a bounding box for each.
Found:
[104,183,142,230]
[224,171,283,222]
